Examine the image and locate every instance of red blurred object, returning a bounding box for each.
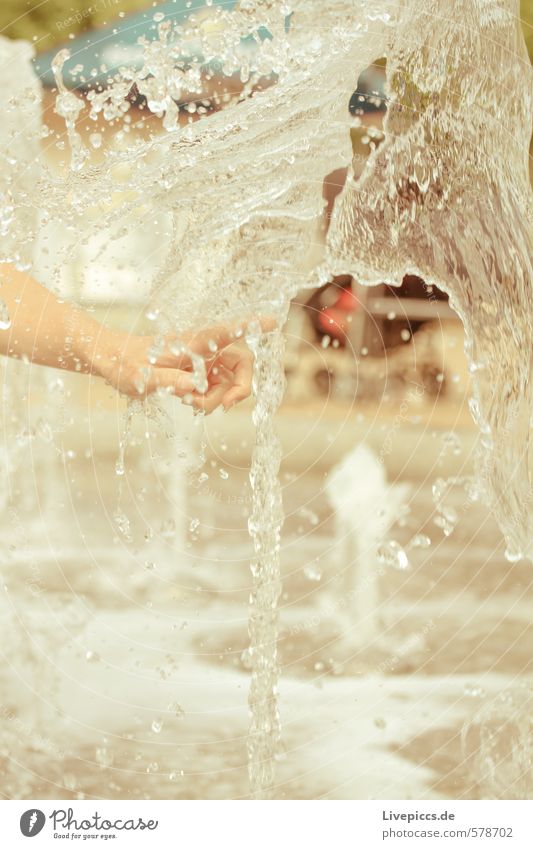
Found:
[318,283,359,342]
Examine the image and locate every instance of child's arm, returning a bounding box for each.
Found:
[0,263,257,412]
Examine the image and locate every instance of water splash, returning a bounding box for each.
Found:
[325,0,533,559]
[377,539,410,571]
[51,50,88,173]
[462,684,533,799]
[1,0,531,798]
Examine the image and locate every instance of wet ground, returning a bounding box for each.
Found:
[1,422,532,801]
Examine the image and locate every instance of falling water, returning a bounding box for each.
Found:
[0,0,531,798]
[462,684,533,798]
[324,0,533,560]
[246,323,286,798]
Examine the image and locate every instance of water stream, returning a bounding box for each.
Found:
[246,322,286,798]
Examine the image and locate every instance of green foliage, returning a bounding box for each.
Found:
[0,0,152,51]
[522,0,533,58]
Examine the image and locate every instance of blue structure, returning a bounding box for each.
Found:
[33,0,239,90]
[33,1,386,113]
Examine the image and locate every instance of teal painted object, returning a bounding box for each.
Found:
[33,0,240,90]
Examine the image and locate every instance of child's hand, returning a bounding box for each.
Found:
[0,266,275,412]
[97,320,273,412]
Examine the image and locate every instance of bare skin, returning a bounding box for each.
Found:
[0,264,263,412]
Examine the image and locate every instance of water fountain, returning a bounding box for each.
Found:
[0,0,531,799]
[325,443,410,646]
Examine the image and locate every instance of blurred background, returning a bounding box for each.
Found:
[0,0,532,802]
[2,0,532,54]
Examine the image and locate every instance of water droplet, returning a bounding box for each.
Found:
[49,376,65,394]
[441,507,459,525]
[95,747,113,768]
[329,659,344,676]
[433,508,458,537]
[167,701,185,718]
[432,477,447,503]
[35,417,53,443]
[85,650,100,663]
[160,518,176,539]
[240,648,253,670]
[303,561,322,581]
[377,540,409,571]
[409,534,431,549]
[153,11,165,22]
[151,719,163,734]
[442,431,462,455]
[374,717,387,729]
[89,133,102,149]
[468,397,490,433]
[114,511,131,540]
[189,517,200,532]
[219,468,229,480]
[464,683,485,698]
[0,300,11,330]
[298,507,319,526]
